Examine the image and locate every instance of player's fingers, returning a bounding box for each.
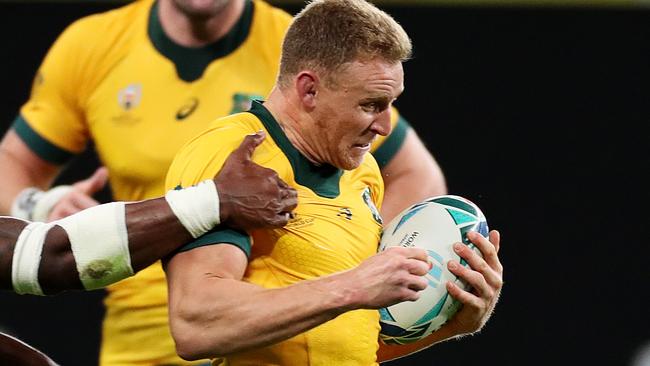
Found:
[75,167,109,195]
[405,257,430,276]
[466,232,503,275]
[280,194,298,212]
[445,280,482,308]
[68,192,100,211]
[453,243,502,288]
[231,131,266,162]
[448,259,493,298]
[406,275,429,292]
[489,230,501,254]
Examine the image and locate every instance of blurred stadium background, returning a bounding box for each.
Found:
[0,0,648,365]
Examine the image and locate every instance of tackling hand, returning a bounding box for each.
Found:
[215,131,298,231]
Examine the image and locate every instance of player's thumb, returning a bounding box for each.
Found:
[233,131,266,162]
[75,166,109,195]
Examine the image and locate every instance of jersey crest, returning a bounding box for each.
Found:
[362,186,383,225]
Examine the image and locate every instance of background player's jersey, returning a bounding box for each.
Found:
[166,101,384,366]
[12,0,408,365]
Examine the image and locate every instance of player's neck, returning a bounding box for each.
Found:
[264,90,326,167]
[158,0,245,47]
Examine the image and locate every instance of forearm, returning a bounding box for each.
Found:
[123,198,193,272]
[0,130,60,215]
[170,268,354,360]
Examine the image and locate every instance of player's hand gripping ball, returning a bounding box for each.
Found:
[378,195,489,345]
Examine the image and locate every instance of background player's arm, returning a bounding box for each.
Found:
[165,243,431,361]
[377,230,503,362]
[0,130,62,215]
[379,128,447,223]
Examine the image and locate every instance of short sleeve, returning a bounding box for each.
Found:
[15,19,94,164]
[165,123,256,256]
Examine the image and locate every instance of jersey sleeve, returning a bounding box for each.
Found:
[165,124,257,257]
[13,18,94,164]
[370,106,411,169]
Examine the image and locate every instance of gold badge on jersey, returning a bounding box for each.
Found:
[113,83,143,124]
[117,83,142,111]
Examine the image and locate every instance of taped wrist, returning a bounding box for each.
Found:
[55,202,133,290]
[11,222,55,295]
[165,180,220,238]
[11,186,73,222]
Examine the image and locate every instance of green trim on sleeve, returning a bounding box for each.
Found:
[177,228,252,257]
[12,115,75,165]
[372,116,411,169]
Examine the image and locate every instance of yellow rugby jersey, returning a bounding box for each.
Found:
[166,101,385,366]
[11,0,409,364]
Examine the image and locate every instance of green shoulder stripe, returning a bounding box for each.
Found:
[177,228,252,258]
[373,115,411,169]
[12,115,75,165]
[248,101,343,199]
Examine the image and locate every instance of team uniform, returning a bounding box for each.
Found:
[166,101,385,366]
[12,0,410,365]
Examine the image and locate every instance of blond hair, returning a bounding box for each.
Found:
[278,0,412,87]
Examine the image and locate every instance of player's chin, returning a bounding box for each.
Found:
[338,152,366,170]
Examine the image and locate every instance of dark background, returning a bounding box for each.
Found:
[1,1,649,365]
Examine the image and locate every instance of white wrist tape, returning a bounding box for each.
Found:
[56,202,133,290]
[11,186,73,222]
[165,180,220,238]
[12,222,55,295]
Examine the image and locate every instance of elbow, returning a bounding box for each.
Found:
[170,310,237,360]
[173,330,235,361]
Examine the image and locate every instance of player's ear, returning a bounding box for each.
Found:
[295,71,318,109]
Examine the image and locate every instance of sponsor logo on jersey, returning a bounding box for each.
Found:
[117,84,142,111]
[362,187,383,224]
[230,93,264,114]
[176,98,199,120]
[337,207,353,220]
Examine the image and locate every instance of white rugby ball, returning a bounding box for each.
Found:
[378,195,489,345]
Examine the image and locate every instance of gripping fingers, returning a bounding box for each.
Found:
[467,231,503,274]
[445,280,481,308]
[453,242,501,289]
[447,259,491,298]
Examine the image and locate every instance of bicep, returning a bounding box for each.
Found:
[165,244,249,307]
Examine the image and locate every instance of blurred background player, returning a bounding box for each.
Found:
[0,0,446,365]
[164,0,502,364]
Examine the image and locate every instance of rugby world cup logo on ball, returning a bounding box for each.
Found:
[378,195,489,345]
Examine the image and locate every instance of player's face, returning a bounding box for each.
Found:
[313,59,404,170]
[172,0,232,19]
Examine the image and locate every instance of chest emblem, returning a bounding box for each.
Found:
[117,83,142,111]
[362,187,383,225]
[230,93,264,114]
[176,98,199,121]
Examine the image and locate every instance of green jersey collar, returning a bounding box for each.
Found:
[148,0,254,82]
[248,101,343,199]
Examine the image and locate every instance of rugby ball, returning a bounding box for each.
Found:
[378,195,489,345]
